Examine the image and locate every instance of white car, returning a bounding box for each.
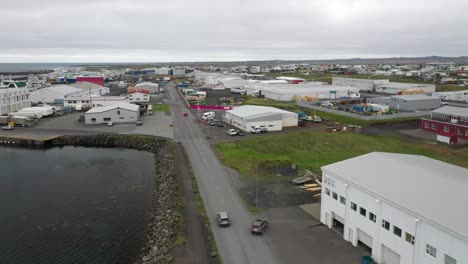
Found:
[227,129,237,136]
[2,125,13,130]
[107,121,114,126]
[320,102,334,108]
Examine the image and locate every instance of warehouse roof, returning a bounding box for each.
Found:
[391,94,438,100]
[86,103,139,114]
[227,105,297,120]
[135,82,159,87]
[70,82,104,90]
[265,85,359,95]
[432,106,468,117]
[376,82,435,89]
[41,85,83,95]
[276,76,305,81]
[322,152,468,240]
[128,89,151,95]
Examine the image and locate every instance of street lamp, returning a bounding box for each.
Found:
[255,165,259,208]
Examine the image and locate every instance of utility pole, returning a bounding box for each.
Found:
[255,165,259,208]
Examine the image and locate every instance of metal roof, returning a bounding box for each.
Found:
[227,105,297,120]
[70,82,103,90]
[322,152,468,240]
[391,94,438,101]
[86,103,139,114]
[43,85,83,95]
[432,106,468,117]
[135,82,159,87]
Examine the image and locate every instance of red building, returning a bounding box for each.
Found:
[76,76,104,86]
[420,106,468,140]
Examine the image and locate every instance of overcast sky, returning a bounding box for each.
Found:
[1,0,467,62]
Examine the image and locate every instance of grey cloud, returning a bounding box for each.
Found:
[0,0,467,62]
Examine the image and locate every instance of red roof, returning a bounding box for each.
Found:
[457,70,468,74]
[128,89,151,95]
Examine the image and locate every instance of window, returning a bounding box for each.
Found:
[91,118,96,122]
[444,126,450,133]
[340,196,346,205]
[119,117,124,119]
[457,128,463,135]
[73,100,77,104]
[350,202,357,211]
[382,219,390,230]
[325,188,330,196]
[424,122,430,129]
[117,111,121,115]
[332,192,338,200]
[369,212,376,223]
[432,123,437,130]
[360,207,367,217]
[103,118,111,121]
[393,225,402,237]
[426,244,437,258]
[445,254,457,264]
[405,233,415,245]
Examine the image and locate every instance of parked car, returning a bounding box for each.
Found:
[298,120,307,127]
[216,122,225,127]
[236,130,245,136]
[320,102,334,108]
[250,126,267,134]
[208,120,216,126]
[251,218,269,234]
[216,212,231,227]
[107,121,114,126]
[2,125,13,130]
[227,129,237,136]
[136,119,143,126]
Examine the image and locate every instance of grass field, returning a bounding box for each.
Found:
[243,96,422,127]
[152,103,170,112]
[214,132,468,180]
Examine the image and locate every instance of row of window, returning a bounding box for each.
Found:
[425,244,457,264]
[325,188,346,205]
[423,122,468,136]
[1,94,29,104]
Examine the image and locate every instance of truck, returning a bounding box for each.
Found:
[201,112,215,121]
[9,116,36,127]
[250,126,267,134]
[230,88,247,95]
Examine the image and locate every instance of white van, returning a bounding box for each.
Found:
[201,112,215,120]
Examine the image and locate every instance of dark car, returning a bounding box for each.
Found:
[216,212,231,227]
[216,122,225,127]
[236,130,245,136]
[251,218,269,234]
[208,120,216,126]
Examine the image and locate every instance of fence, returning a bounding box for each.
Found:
[297,102,431,121]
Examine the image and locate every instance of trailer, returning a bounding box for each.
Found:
[9,116,36,127]
[9,111,43,119]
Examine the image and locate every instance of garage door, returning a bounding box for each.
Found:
[357,229,373,248]
[381,244,400,264]
[332,213,344,224]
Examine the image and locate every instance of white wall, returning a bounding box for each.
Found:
[320,171,468,264]
[85,108,139,124]
[128,92,150,103]
[0,88,31,115]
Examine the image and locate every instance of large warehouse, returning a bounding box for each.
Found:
[320,152,468,264]
[223,105,298,132]
[333,77,436,94]
[243,83,360,101]
[367,94,441,111]
[85,103,140,124]
[30,84,110,104]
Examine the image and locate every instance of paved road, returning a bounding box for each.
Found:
[165,83,279,264]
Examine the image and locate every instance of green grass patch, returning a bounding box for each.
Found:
[242,96,422,127]
[175,235,188,246]
[436,84,468,92]
[215,132,468,178]
[152,103,170,112]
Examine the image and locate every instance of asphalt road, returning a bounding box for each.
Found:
[165,83,279,264]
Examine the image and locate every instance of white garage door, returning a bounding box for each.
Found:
[332,213,344,224]
[382,244,400,264]
[357,229,373,248]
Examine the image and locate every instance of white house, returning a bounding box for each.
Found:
[320,152,468,264]
[0,83,31,115]
[224,105,298,132]
[85,103,140,124]
[128,89,151,103]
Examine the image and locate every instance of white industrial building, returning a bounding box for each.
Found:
[0,83,31,115]
[224,105,298,132]
[333,77,436,94]
[85,103,140,124]
[30,84,110,104]
[128,89,150,103]
[368,95,442,111]
[156,67,172,75]
[321,152,468,264]
[243,83,360,101]
[432,90,468,102]
[64,96,127,108]
[135,82,159,94]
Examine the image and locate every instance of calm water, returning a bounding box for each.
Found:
[0,146,155,264]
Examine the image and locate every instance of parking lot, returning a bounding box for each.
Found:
[35,111,174,138]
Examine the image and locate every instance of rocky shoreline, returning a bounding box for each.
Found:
[49,134,181,264]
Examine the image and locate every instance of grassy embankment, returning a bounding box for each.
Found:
[152,103,170,112]
[265,72,466,92]
[215,132,468,181]
[243,96,422,127]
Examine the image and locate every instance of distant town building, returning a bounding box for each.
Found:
[76,76,104,86]
[29,84,110,104]
[127,89,151,103]
[368,95,441,111]
[0,82,31,115]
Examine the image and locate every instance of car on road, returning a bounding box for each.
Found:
[236,130,245,136]
[216,212,231,227]
[320,102,334,108]
[2,125,13,130]
[227,129,237,136]
[251,218,269,234]
[216,122,225,127]
[136,119,143,126]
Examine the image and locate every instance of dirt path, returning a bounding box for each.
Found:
[172,143,213,264]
